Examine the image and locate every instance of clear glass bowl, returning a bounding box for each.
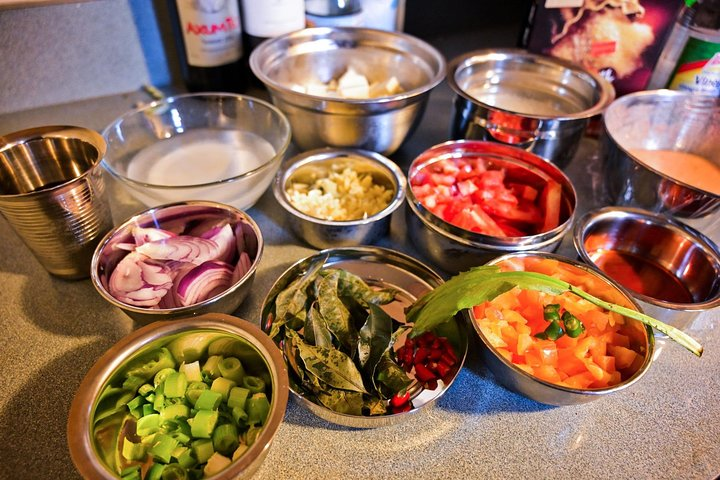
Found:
[102,93,291,210]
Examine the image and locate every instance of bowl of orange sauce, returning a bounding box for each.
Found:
[574,207,720,332]
[601,90,720,244]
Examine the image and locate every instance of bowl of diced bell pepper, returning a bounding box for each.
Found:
[405,140,577,274]
[464,252,654,406]
[67,313,289,479]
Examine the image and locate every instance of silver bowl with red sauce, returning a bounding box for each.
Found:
[573,207,720,332]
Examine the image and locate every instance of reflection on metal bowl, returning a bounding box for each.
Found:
[574,207,720,332]
[601,90,720,242]
[447,49,615,168]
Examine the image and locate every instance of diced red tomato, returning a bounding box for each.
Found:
[410,157,565,238]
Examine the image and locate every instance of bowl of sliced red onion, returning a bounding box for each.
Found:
[91,201,263,324]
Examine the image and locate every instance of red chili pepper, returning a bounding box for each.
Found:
[414,346,429,363]
[435,361,452,378]
[414,363,437,383]
[390,391,411,408]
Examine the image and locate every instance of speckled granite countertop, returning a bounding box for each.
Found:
[1,53,719,480]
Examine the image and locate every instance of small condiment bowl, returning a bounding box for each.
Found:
[91,201,263,325]
[272,148,406,249]
[601,90,720,242]
[406,140,576,274]
[463,252,654,406]
[68,313,289,479]
[574,207,720,331]
[447,49,615,168]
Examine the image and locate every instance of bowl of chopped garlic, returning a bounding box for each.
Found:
[249,27,446,155]
[273,148,407,248]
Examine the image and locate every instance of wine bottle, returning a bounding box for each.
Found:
[240,0,305,52]
[168,0,246,93]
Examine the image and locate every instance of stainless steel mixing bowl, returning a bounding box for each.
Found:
[448,49,615,168]
[249,27,446,155]
[273,148,406,248]
[601,90,720,243]
[574,207,720,332]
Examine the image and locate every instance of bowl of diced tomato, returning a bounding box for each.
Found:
[406,140,576,273]
[465,252,654,406]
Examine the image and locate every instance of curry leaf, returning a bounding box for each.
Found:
[358,304,393,377]
[375,351,413,399]
[364,396,387,416]
[305,301,334,349]
[314,272,356,352]
[269,255,327,340]
[291,330,368,394]
[327,269,398,306]
[316,388,364,416]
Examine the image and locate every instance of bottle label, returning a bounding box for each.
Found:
[668,36,720,95]
[241,0,305,38]
[176,0,243,68]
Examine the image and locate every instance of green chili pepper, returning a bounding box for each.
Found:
[543,304,561,322]
[536,320,564,340]
[562,311,585,338]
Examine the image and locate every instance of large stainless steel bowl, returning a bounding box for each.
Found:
[406,140,577,274]
[465,252,654,406]
[601,90,720,243]
[448,49,615,168]
[68,314,289,479]
[249,27,446,155]
[574,207,720,332]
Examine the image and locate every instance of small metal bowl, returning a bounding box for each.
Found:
[406,140,577,274]
[448,49,615,168]
[249,27,446,155]
[260,246,469,428]
[601,90,720,242]
[91,201,263,325]
[574,207,720,331]
[463,252,654,406]
[273,148,406,249]
[68,313,289,479]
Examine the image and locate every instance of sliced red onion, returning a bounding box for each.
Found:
[239,222,258,259]
[176,261,234,306]
[157,261,196,309]
[234,223,246,255]
[232,251,253,284]
[132,226,176,246]
[108,252,173,307]
[135,236,220,265]
[202,224,236,264]
[114,242,137,252]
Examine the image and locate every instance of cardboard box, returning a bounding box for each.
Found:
[522,0,683,96]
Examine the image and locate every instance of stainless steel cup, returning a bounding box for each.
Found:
[0,126,113,279]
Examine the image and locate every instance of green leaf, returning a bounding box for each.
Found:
[269,255,327,340]
[327,269,398,306]
[305,301,334,349]
[291,330,368,394]
[314,272,356,352]
[407,266,703,357]
[375,351,412,398]
[358,304,393,378]
[363,396,388,416]
[315,388,364,416]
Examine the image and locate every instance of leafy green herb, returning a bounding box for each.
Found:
[290,330,368,394]
[407,266,703,357]
[327,269,398,306]
[314,271,356,351]
[305,302,333,349]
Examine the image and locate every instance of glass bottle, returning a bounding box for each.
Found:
[168,0,246,93]
[647,0,720,95]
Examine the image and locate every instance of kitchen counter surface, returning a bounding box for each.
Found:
[1,37,719,480]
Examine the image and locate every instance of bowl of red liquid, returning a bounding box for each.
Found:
[573,207,720,331]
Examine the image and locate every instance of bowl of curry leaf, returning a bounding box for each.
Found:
[261,246,469,428]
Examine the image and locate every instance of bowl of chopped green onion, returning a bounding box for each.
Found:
[68,313,289,479]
